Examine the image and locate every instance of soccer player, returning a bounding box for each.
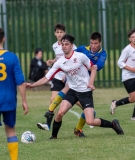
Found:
[37,23,77,130]
[110,28,135,117]
[26,34,124,139]
[0,28,28,160]
[38,32,107,137]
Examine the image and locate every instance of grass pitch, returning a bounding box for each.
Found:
[0,88,135,160]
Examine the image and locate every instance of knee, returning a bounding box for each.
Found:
[57,110,65,119]
[129,96,135,103]
[85,119,94,126]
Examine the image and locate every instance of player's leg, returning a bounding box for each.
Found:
[45,90,59,128]
[49,100,73,139]
[37,90,59,130]
[74,99,96,137]
[75,101,82,109]
[79,91,124,135]
[50,89,77,139]
[110,78,135,115]
[74,111,96,137]
[84,107,124,135]
[3,109,18,160]
[47,82,69,114]
[45,79,66,128]
[37,78,65,130]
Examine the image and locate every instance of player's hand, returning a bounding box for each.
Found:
[22,101,28,115]
[46,60,53,66]
[62,75,66,82]
[26,83,33,88]
[87,84,95,91]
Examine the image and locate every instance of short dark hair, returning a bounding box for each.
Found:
[61,34,75,44]
[90,32,102,42]
[128,28,135,37]
[35,48,43,55]
[54,23,65,32]
[0,28,5,43]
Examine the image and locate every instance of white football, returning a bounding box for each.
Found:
[21,131,36,144]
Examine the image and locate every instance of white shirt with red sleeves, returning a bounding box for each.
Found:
[117,44,135,82]
[52,41,77,80]
[45,51,92,92]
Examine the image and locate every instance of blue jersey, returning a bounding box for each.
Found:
[0,50,25,111]
[75,45,107,71]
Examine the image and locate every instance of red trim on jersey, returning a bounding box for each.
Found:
[125,58,128,63]
[90,61,93,67]
[49,68,63,80]
[65,51,74,59]
[58,41,61,45]
[83,64,88,69]
[83,61,93,69]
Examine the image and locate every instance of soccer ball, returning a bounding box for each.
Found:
[21,131,36,144]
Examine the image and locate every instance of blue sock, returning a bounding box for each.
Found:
[81,111,96,119]
[58,91,66,99]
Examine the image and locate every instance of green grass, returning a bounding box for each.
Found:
[1,88,135,160]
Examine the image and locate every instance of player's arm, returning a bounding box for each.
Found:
[26,77,49,88]
[13,56,29,115]
[94,51,107,71]
[18,83,28,115]
[118,49,135,72]
[46,45,57,66]
[81,54,96,90]
[46,58,56,67]
[26,61,62,88]
[87,65,97,90]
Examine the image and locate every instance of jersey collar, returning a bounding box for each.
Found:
[0,49,8,56]
[85,46,102,53]
[65,51,74,59]
[130,43,135,49]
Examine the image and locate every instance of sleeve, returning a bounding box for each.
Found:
[95,51,107,71]
[13,55,25,85]
[45,60,62,80]
[52,44,55,52]
[117,48,129,69]
[81,54,92,70]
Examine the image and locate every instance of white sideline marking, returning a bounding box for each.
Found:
[69,109,80,118]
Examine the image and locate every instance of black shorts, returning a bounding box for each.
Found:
[50,78,65,91]
[64,89,94,109]
[123,78,135,93]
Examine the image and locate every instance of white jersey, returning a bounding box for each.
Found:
[52,41,77,80]
[46,51,92,92]
[117,44,135,82]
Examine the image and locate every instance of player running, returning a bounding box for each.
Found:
[37,23,77,130]
[38,32,107,137]
[26,34,124,139]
